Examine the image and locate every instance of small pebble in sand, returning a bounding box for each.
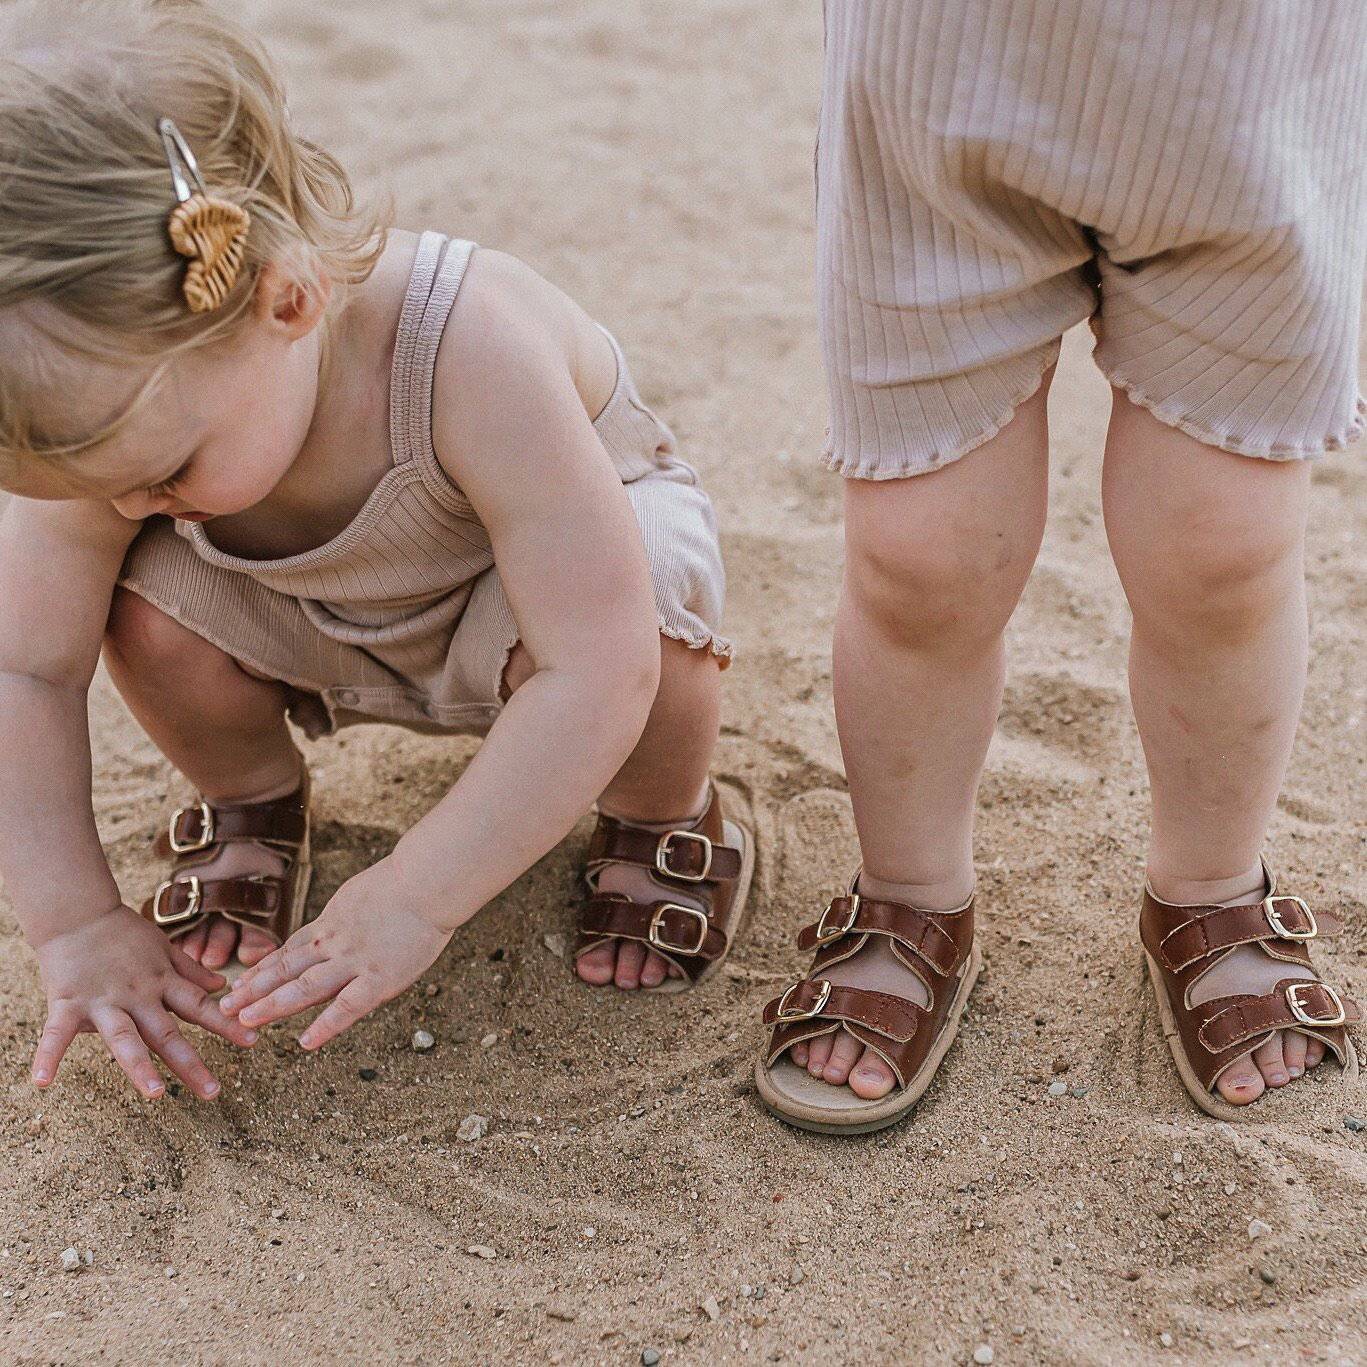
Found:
[466,1245,496,1260]
[543,933,568,959]
[1258,1267,1277,1285]
[358,1067,379,1082]
[583,1227,596,1239]
[1345,1117,1366,1133]
[480,1033,498,1049]
[1172,1151,1183,1165]
[1159,1332,1174,1348]
[641,1350,661,1366]
[1247,1218,1272,1240]
[973,1345,995,1364]
[457,1114,488,1142]
[1047,1081,1068,1098]
[411,1029,435,1053]
[271,1208,285,1220]
[165,1266,177,1279]
[1223,1182,1237,1196]
[702,1296,721,1322]
[789,1267,805,1286]
[59,1248,81,1273]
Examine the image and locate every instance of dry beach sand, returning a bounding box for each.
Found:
[2,1,1365,1363]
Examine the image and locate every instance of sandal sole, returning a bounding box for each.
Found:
[753,943,982,1135]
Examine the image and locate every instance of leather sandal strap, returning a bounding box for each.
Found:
[796,895,962,976]
[153,787,308,858]
[760,978,925,1042]
[579,894,729,962]
[142,875,287,932]
[1159,897,1339,971]
[587,817,741,884]
[1198,979,1362,1053]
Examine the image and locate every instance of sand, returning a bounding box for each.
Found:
[2,1,1365,1363]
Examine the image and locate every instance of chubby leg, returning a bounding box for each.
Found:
[1102,393,1323,1105]
[502,634,723,991]
[103,588,303,969]
[791,383,1052,1096]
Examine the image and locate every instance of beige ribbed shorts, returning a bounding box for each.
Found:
[819,0,1367,479]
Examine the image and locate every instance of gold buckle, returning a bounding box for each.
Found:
[655,830,713,883]
[775,979,832,1021]
[647,903,710,955]
[1286,982,1345,1028]
[152,875,203,926]
[1263,895,1317,941]
[814,894,859,945]
[168,801,214,854]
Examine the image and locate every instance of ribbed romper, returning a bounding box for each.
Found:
[118,233,730,739]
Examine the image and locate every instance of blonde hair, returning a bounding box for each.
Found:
[0,0,388,468]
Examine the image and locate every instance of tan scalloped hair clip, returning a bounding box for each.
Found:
[158,118,250,313]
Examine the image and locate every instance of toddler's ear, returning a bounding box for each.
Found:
[252,261,331,339]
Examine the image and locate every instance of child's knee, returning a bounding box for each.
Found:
[845,521,1028,650]
[1120,509,1304,641]
[104,587,193,665]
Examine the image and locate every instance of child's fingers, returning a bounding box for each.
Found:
[221,937,325,1015]
[168,942,228,994]
[235,961,354,1029]
[32,1008,80,1088]
[163,978,259,1049]
[92,1006,166,1099]
[132,1007,221,1100]
[298,980,378,1050]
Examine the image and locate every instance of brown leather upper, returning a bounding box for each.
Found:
[761,887,975,1091]
[1140,879,1361,1093]
[139,781,309,947]
[575,785,745,983]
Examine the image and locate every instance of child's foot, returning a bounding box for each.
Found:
[1141,868,1361,1114]
[574,785,753,992]
[140,777,313,973]
[756,875,979,1132]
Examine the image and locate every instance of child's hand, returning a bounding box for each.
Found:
[32,904,258,1100]
[219,860,452,1049]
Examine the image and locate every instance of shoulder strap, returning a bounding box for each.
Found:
[388,233,477,471]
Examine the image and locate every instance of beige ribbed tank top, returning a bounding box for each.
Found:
[172,232,670,683]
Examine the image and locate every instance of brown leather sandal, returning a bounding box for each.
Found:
[1141,863,1361,1119]
[574,783,753,993]
[140,776,314,973]
[755,873,981,1134]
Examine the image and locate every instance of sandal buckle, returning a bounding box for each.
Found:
[153,875,203,926]
[168,801,215,854]
[1286,982,1345,1028]
[775,978,832,1021]
[814,894,860,945]
[655,830,713,883]
[648,903,710,956]
[1263,895,1317,941]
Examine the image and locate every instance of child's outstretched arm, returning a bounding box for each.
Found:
[0,499,258,1098]
[221,252,662,1046]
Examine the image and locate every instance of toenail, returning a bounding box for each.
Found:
[1269,1071,1287,1084]
[1289,1066,1303,1078]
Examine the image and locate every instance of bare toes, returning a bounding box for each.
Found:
[1216,1058,1267,1106]
[847,1048,897,1100]
[1282,1030,1308,1079]
[821,1030,863,1085]
[180,925,209,963]
[806,1034,834,1078]
[575,941,616,985]
[236,926,277,968]
[201,917,239,971]
[1252,1032,1288,1088]
[614,940,646,990]
[639,950,668,989]
[1305,1036,1326,1069]
[790,1041,809,1068]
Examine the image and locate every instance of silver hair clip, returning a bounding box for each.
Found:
[157,118,251,314]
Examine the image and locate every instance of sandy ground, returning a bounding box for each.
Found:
[2,1,1366,1363]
